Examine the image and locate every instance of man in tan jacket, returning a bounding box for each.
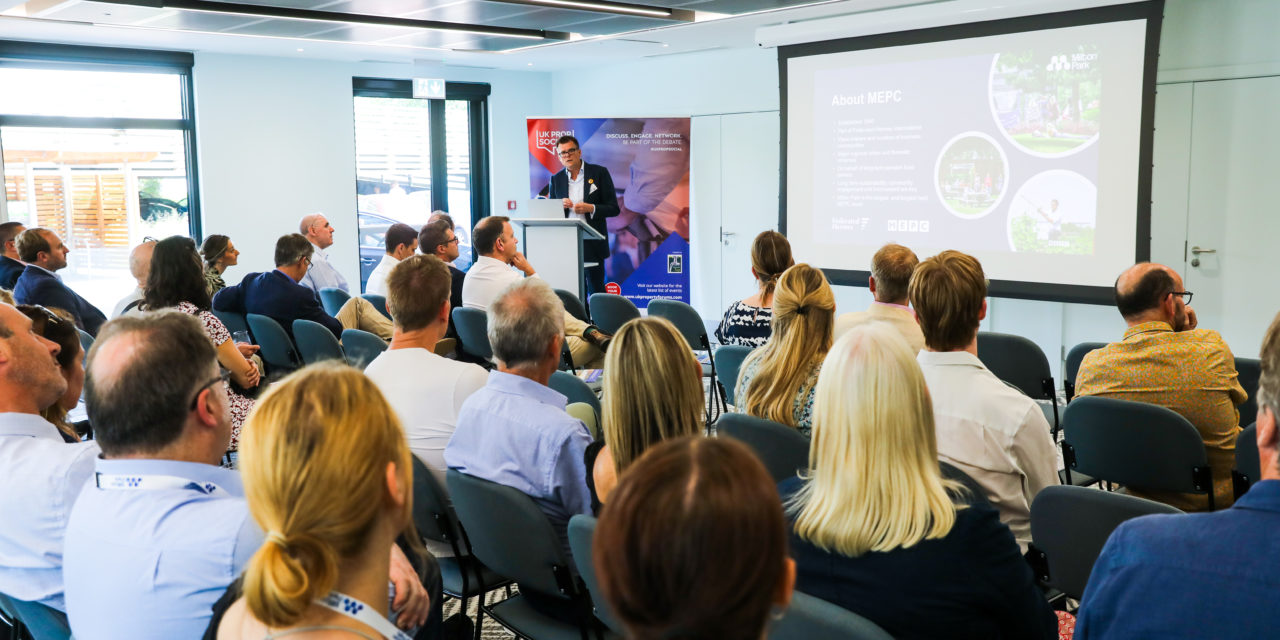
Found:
[834,243,926,353]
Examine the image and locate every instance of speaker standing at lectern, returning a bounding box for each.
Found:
[547,134,619,297]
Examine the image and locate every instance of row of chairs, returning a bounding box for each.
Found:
[213,309,388,374]
[413,456,892,640]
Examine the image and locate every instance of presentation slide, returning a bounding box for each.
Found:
[783,12,1156,298]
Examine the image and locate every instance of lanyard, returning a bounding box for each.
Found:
[95,472,227,496]
[317,591,414,640]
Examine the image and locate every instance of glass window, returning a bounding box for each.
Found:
[0,68,183,120]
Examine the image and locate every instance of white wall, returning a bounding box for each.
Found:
[549,0,1280,377]
[195,53,552,285]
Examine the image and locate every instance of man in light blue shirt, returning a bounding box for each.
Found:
[0,302,99,612]
[63,311,432,639]
[446,278,593,565]
[296,212,349,293]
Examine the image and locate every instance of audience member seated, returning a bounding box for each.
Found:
[715,230,793,348]
[365,222,418,297]
[201,234,241,296]
[13,227,107,336]
[143,236,260,458]
[295,212,346,293]
[213,234,391,340]
[1076,309,1280,638]
[111,239,156,317]
[0,302,99,613]
[1075,262,1243,511]
[834,243,926,352]
[62,313,434,639]
[446,277,593,565]
[419,217,465,339]
[594,436,795,640]
[909,250,1057,551]
[587,316,703,511]
[365,254,486,555]
[735,263,835,436]
[782,323,1057,639]
[461,216,609,367]
[211,364,437,640]
[18,305,85,443]
[0,221,26,290]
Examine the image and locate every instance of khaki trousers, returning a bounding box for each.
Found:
[334,297,394,340]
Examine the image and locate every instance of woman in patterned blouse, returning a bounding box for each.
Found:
[200,234,240,296]
[715,230,794,348]
[735,263,835,436]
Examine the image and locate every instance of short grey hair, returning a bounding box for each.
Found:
[488,278,565,370]
[299,212,324,235]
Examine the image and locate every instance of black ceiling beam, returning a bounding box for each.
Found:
[485,0,694,21]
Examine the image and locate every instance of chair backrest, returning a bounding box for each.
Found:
[1029,485,1182,600]
[318,287,351,316]
[1236,357,1261,427]
[976,331,1054,400]
[555,288,589,323]
[212,310,251,342]
[76,328,93,365]
[715,345,754,406]
[360,293,391,320]
[451,307,492,361]
[717,413,809,483]
[341,329,387,370]
[245,313,300,372]
[446,470,578,601]
[1062,396,1213,501]
[292,319,345,365]
[410,456,468,554]
[566,402,600,440]
[550,371,601,417]
[0,592,71,640]
[567,515,623,634]
[588,293,640,335]
[1234,422,1260,498]
[647,299,710,350]
[1064,341,1108,399]
[769,592,893,640]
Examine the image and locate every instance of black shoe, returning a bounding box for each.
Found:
[442,612,473,640]
[583,327,613,353]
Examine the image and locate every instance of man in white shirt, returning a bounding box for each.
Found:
[297,212,347,293]
[462,216,609,368]
[908,250,1058,552]
[365,223,418,297]
[0,302,99,612]
[833,243,926,353]
[365,255,486,556]
[111,239,156,317]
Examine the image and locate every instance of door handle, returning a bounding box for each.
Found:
[1190,246,1216,255]
[720,230,736,245]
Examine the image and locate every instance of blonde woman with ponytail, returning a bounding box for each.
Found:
[715,230,793,348]
[217,363,430,640]
[779,323,1057,640]
[735,263,834,436]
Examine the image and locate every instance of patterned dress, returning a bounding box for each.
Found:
[175,301,255,451]
[735,355,823,437]
[714,300,774,348]
[204,266,227,297]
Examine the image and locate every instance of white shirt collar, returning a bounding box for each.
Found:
[0,412,65,441]
[916,350,985,369]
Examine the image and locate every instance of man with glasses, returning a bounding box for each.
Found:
[546,135,619,298]
[419,218,466,340]
[0,302,99,615]
[62,311,433,639]
[1076,262,1246,511]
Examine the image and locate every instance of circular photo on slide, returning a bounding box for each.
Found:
[989,48,1101,158]
[934,132,1008,219]
[1006,170,1097,255]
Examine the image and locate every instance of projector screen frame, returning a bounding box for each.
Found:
[778,1,1164,306]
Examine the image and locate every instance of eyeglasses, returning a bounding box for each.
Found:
[28,305,64,327]
[189,370,231,411]
[558,147,580,157]
[445,236,460,245]
[1170,290,1194,304]
[142,236,158,243]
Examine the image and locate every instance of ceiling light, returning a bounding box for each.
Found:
[489,0,685,20]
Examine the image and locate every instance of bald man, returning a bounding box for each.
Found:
[1075,262,1246,511]
[111,239,156,317]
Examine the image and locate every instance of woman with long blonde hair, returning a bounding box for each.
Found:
[780,323,1055,639]
[216,363,427,640]
[587,316,704,509]
[735,263,835,436]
